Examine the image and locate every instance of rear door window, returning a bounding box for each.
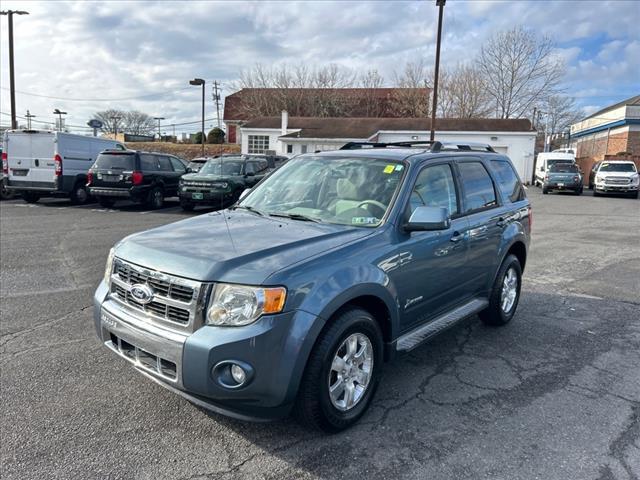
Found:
[457,161,498,213]
[140,154,159,172]
[490,160,525,203]
[94,153,135,170]
[158,156,173,171]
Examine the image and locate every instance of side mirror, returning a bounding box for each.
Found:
[239,189,251,200]
[404,206,451,232]
[245,171,255,177]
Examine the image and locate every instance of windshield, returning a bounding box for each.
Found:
[599,162,637,173]
[199,157,244,176]
[238,156,405,227]
[93,153,134,170]
[549,164,578,173]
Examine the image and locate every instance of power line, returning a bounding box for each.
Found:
[0,86,194,102]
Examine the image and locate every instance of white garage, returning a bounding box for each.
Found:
[241,114,537,183]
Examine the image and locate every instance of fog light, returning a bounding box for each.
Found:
[231,364,246,384]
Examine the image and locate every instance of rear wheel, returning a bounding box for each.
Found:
[294,307,383,433]
[575,187,583,195]
[146,187,164,209]
[479,254,522,327]
[542,186,549,195]
[98,197,116,208]
[70,183,89,204]
[0,184,15,200]
[22,192,40,203]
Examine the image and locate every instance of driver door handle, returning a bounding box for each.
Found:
[450,231,463,243]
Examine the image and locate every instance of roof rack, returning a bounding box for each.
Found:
[340,140,496,153]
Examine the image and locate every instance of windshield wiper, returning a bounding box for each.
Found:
[268,212,320,223]
[232,205,265,216]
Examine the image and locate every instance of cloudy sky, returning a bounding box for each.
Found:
[1,0,638,135]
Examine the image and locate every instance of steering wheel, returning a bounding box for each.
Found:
[356,200,387,216]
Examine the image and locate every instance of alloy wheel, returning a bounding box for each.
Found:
[328,333,373,411]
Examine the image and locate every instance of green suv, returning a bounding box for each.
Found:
[178,154,286,211]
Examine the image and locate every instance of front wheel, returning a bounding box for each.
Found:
[479,254,522,326]
[542,186,549,195]
[294,307,383,433]
[70,183,89,204]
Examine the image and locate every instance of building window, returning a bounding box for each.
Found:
[287,144,293,154]
[301,145,308,154]
[248,135,269,154]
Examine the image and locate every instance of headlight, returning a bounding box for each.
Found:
[631,174,639,184]
[596,175,604,183]
[104,248,115,285]
[206,284,286,326]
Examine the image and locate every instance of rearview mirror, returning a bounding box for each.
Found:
[239,189,251,200]
[404,206,451,232]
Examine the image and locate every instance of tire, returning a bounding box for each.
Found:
[629,191,639,199]
[593,189,600,197]
[98,197,116,208]
[542,186,549,195]
[22,192,40,203]
[69,183,89,205]
[146,186,164,209]
[180,200,195,211]
[479,254,522,327]
[575,187,583,196]
[0,184,15,200]
[293,307,383,433]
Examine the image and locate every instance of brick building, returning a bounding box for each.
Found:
[569,95,640,171]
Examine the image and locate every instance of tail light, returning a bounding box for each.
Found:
[544,175,549,181]
[131,171,144,185]
[54,154,63,176]
[1,152,7,175]
[87,171,93,185]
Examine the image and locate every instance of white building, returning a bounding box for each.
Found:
[240,112,537,182]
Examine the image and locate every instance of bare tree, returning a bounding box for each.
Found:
[540,95,584,135]
[391,60,431,117]
[478,26,564,119]
[93,109,126,134]
[440,64,493,118]
[124,111,156,135]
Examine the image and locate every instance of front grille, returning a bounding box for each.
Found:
[110,258,205,331]
[605,177,630,185]
[109,333,177,380]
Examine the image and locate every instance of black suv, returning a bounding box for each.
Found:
[178,154,286,211]
[87,150,187,209]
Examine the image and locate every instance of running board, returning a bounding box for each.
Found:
[396,298,488,352]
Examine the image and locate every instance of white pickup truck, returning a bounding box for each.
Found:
[592,160,639,198]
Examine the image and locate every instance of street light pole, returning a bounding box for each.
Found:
[430,0,445,142]
[153,116,165,141]
[190,78,206,156]
[53,109,67,132]
[25,110,35,129]
[1,10,29,129]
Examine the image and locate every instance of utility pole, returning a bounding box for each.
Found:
[212,81,221,129]
[1,10,29,129]
[430,0,446,142]
[25,110,35,129]
[53,109,67,132]
[153,116,165,141]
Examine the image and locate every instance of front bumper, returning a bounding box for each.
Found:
[179,189,235,204]
[594,183,639,193]
[93,280,318,420]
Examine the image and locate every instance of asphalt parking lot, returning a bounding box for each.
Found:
[1,189,639,480]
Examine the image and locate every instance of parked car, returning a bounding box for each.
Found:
[178,154,283,211]
[87,149,187,208]
[93,141,531,432]
[187,157,210,173]
[533,151,575,187]
[592,160,639,198]
[541,162,583,195]
[2,129,124,204]
[588,161,602,189]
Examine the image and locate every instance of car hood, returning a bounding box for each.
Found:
[181,173,240,182]
[598,171,638,178]
[114,210,374,284]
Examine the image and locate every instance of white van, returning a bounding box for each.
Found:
[1,130,125,203]
[533,151,576,187]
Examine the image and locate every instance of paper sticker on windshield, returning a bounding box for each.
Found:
[383,165,395,174]
[395,164,403,171]
[352,217,379,225]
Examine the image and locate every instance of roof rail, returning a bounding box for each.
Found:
[340,140,496,153]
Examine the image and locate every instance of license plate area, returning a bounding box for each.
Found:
[192,192,204,200]
[557,182,564,187]
[12,169,28,177]
[101,174,122,182]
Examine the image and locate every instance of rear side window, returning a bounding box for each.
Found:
[170,157,186,173]
[94,153,134,170]
[490,160,525,203]
[458,161,497,213]
[140,154,158,172]
[158,156,173,171]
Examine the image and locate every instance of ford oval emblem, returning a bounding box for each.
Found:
[130,284,154,304]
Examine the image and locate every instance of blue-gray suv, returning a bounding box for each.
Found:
[93,141,531,432]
